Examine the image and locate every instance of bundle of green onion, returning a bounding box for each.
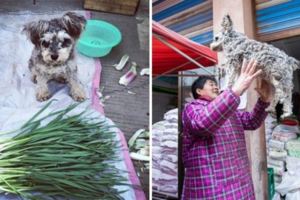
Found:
[0,102,128,200]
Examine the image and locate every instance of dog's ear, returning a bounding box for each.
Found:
[61,12,86,39]
[22,20,48,47]
[221,14,233,33]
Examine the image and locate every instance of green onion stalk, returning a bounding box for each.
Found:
[0,101,130,200]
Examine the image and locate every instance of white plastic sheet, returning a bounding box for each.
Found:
[0,11,138,200]
[276,157,300,199]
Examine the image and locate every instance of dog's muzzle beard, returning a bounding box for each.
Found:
[210,43,223,51]
[43,57,64,66]
[42,51,71,66]
[47,55,60,65]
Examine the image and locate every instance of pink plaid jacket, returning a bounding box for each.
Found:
[182,89,269,200]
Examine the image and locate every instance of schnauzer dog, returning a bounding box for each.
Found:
[210,15,299,118]
[23,12,86,102]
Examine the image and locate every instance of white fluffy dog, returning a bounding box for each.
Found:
[210,15,299,118]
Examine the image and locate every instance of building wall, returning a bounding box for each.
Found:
[153,91,177,123]
[256,0,300,41]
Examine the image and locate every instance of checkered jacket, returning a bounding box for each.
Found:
[182,89,269,200]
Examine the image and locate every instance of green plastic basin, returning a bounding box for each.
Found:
[77,20,122,57]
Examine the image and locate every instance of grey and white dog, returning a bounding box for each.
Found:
[210,15,300,118]
[23,12,86,102]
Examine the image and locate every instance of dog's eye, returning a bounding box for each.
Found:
[215,36,219,41]
[41,41,50,48]
[62,39,72,48]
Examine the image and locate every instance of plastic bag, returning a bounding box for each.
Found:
[286,140,300,151]
[269,139,285,151]
[164,109,178,121]
[286,190,300,200]
[286,156,300,174]
[267,157,285,168]
[269,149,287,160]
[273,124,300,134]
[272,192,281,200]
[273,132,297,142]
[276,172,300,196]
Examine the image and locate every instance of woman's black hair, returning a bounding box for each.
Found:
[191,76,217,99]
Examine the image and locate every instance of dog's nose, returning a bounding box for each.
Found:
[51,54,58,61]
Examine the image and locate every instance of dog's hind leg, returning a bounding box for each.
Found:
[31,74,37,84]
[29,66,38,84]
[266,97,277,117]
[266,78,280,116]
[281,89,293,119]
[226,66,235,87]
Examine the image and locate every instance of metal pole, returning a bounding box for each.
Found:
[178,71,184,199]
[153,56,204,79]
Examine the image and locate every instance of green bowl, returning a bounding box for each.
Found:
[77,20,122,57]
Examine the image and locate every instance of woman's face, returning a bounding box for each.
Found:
[196,80,219,100]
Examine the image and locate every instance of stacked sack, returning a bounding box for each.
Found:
[267,123,299,185]
[152,121,165,192]
[152,109,178,196]
[265,115,277,148]
[286,138,300,159]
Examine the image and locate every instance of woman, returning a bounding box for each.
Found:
[182,59,272,199]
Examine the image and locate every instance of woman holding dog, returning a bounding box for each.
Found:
[181,59,272,199]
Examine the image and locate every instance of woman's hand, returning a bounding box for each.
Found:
[255,79,273,103]
[232,59,262,96]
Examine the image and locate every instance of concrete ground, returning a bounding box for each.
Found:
[0,0,149,198]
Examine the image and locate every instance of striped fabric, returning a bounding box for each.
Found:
[255,0,300,41]
[181,89,270,200]
[153,0,213,45]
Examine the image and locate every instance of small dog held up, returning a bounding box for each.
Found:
[210,15,300,119]
[23,12,86,102]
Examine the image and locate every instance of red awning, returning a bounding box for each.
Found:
[152,21,218,76]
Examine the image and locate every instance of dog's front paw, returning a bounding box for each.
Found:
[31,75,37,84]
[265,106,275,113]
[281,112,293,120]
[36,90,51,101]
[265,106,276,117]
[70,88,86,102]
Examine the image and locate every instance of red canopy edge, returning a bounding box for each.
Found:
[152,21,218,76]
